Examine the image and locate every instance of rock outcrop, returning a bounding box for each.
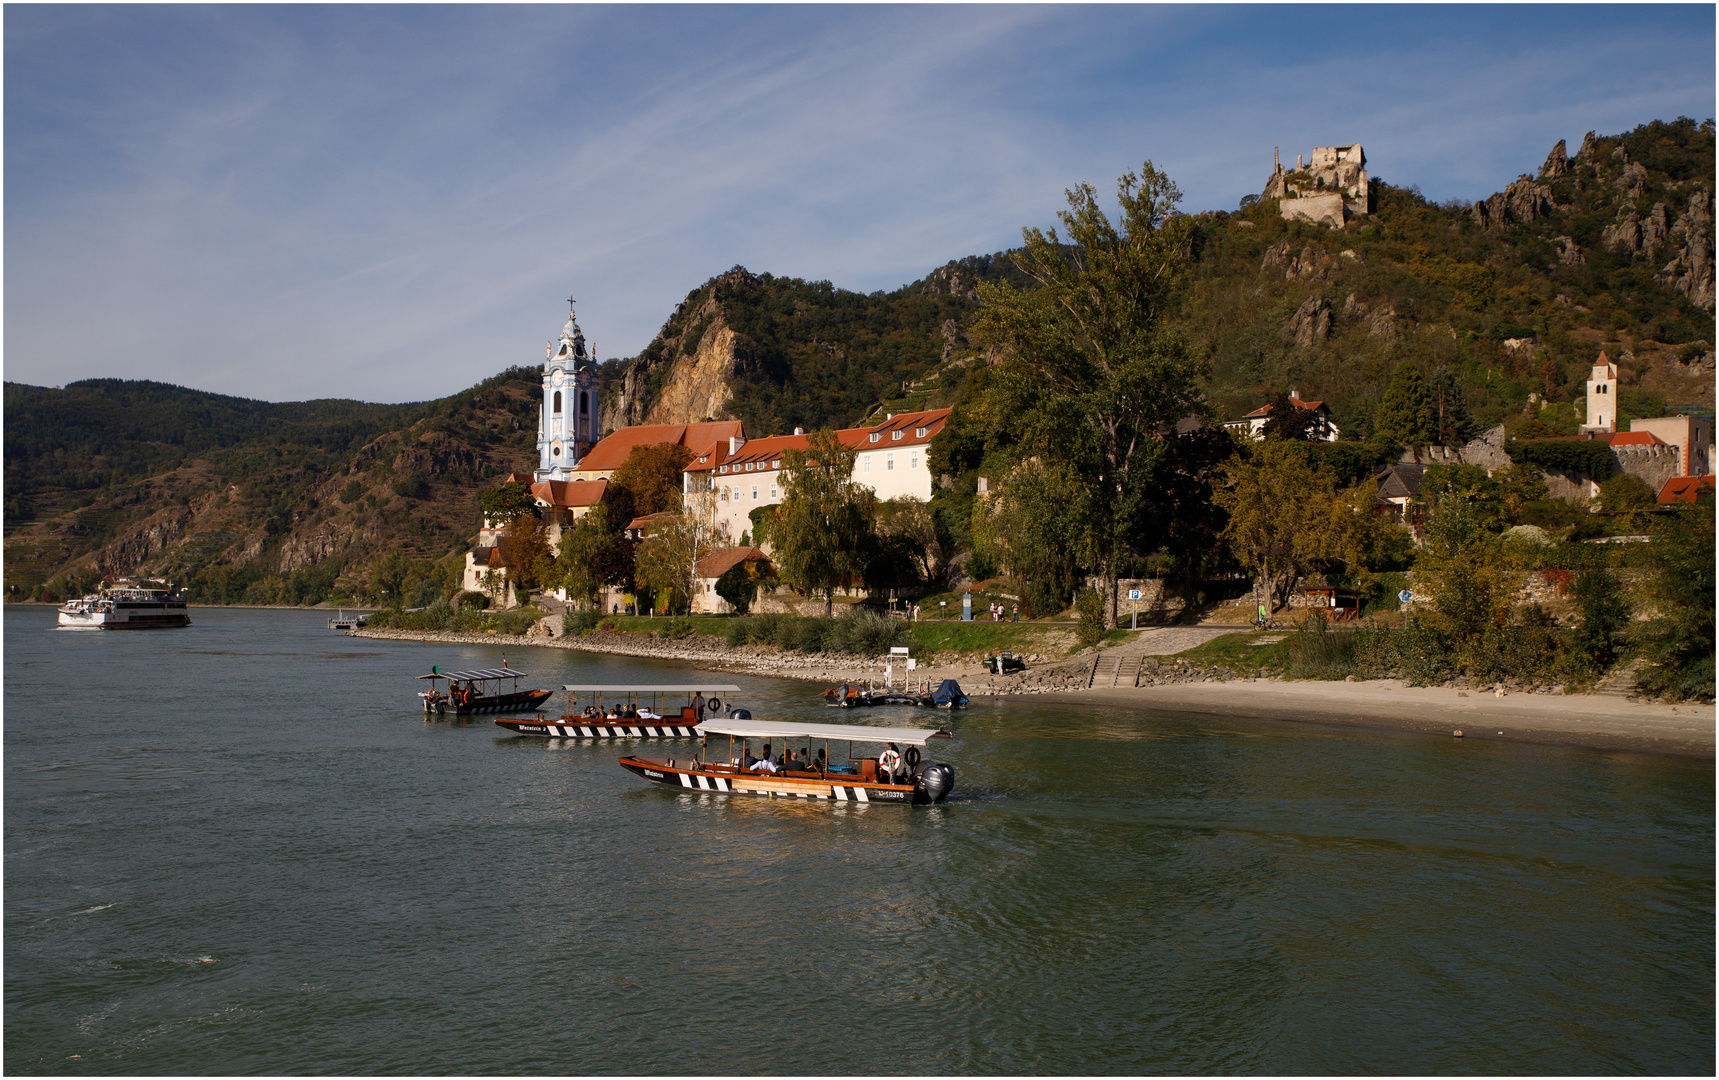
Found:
[1289,296,1332,347]
[1472,176,1556,231]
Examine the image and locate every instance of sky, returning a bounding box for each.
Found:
[5,5,1714,404]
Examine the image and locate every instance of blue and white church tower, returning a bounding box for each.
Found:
[535,294,602,481]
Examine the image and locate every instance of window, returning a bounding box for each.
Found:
[580,391,589,415]
[915,427,928,438]
[553,391,562,414]
[552,445,561,457]
[911,454,918,470]
[770,485,778,499]
[891,431,902,441]
[886,454,894,471]
[863,455,871,473]
[752,486,758,500]
[720,487,728,502]
[869,432,880,443]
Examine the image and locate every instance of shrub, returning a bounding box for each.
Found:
[391,474,430,499]
[454,590,489,611]
[830,608,908,655]
[339,479,365,504]
[495,609,537,636]
[1569,568,1631,673]
[563,607,602,635]
[658,617,696,640]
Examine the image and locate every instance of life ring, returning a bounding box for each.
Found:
[706,698,721,713]
[904,746,921,768]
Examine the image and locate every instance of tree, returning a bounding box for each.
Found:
[875,496,945,588]
[480,480,538,525]
[610,443,695,516]
[554,505,610,606]
[1374,363,1435,449]
[1596,473,1657,514]
[1420,463,1508,532]
[632,515,709,614]
[715,559,767,614]
[1262,392,1319,441]
[1131,426,1241,604]
[775,431,878,616]
[1634,491,1715,701]
[972,456,1092,618]
[1213,441,1380,613]
[1412,495,1523,666]
[972,160,1207,626]
[1427,368,1478,447]
[1570,568,1632,673]
[495,519,555,591]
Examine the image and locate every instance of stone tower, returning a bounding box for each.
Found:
[1582,352,1618,434]
[535,295,602,481]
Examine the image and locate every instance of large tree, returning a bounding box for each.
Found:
[1213,441,1386,613]
[971,160,1207,626]
[479,480,538,526]
[610,442,695,516]
[1374,363,1435,449]
[775,430,878,616]
[554,505,611,607]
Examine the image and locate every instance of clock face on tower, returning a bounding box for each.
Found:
[576,369,590,387]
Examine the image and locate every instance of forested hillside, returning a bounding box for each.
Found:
[7,118,1711,608]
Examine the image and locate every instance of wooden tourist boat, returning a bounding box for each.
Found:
[416,666,552,716]
[494,683,741,739]
[620,718,956,805]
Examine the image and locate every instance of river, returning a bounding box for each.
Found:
[5,607,1712,1074]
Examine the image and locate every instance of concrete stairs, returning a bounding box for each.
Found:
[1088,654,1143,689]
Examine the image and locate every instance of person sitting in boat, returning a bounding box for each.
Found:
[582,704,599,718]
[740,745,757,770]
[623,703,639,719]
[607,704,621,719]
[749,744,779,773]
[879,743,903,783]
[637,705,660,720]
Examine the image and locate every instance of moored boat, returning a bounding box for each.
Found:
[495,683,741,739]
[57,581,190,630]
[620,718,956,805]
[416,666,551,715]
[931,678,968,709]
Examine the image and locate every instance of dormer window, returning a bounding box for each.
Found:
[891,431,903,441]
[869,433,880,443]
[916,427,928,438]
[772,460,780,469]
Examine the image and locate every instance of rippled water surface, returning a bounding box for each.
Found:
[6,608,1713,1074]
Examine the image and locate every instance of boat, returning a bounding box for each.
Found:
[415,666,552,715]
[931,679,968,709]
[327,610,369,631]
[56,581,191,630]
[620,718,956,805]
[494,683,741,739]
[821,683,870,708]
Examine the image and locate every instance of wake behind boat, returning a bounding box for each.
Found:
[416,666,551,715]
[495,684,742,739]
[621,718,956,805]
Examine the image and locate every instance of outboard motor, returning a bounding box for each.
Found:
[914,762,955,804]
[727,707,751,720]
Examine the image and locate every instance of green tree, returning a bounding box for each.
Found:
[972,159,1206,626]
[610,443,695,516]
[1569,568,1632,673]
[875,496,945,588]
[1413,495,1523,669]
[479,480,538,525]
[1262,392,1319,441]
[554,505,611,606]
[632,515,708,614]
[1634,492,1715,701]
[775,431,878,616]
[1420,463,1508,532]
[1596,473,1657,514]
[1427,368,1478,447]
[1374,363,1435,449]
[715,558,767,614]
[495,519,555,591]
[972,457,1092,618]
[1213,441,1378,613]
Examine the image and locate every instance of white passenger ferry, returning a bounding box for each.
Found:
[57,581,191,630]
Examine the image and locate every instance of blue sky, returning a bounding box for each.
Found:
[6,4,1713,403]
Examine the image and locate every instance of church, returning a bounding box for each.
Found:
[535,295,602,482]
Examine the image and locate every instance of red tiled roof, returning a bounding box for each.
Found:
[683,407,951,475]
[624,511,681,533]
[1658,475,1715,504]
[531,479,607,508]
[693,546,771,580]
[1240,395,1327,420]
[575,421,745,474]
[1606,431,1667,447]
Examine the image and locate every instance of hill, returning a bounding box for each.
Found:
[7,118,1712,605]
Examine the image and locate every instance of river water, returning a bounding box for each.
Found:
[5,607,1712,1074]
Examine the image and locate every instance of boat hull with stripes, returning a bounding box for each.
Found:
[495,719,701,739]
[619,756,948,805]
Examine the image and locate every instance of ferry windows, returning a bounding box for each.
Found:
[553,391,562,414]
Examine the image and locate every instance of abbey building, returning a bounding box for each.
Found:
[535,296,602,482]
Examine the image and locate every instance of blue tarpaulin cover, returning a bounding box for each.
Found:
[931,679,967,705]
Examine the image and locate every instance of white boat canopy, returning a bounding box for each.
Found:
[415,668,529,681]
[696,718,953,746]
[560,684,742,693]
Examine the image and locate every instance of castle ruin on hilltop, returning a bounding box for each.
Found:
[1263,144,1370,226]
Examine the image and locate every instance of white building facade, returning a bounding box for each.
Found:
[535,296,603,482]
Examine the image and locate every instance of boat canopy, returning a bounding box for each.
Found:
[415,668,529,681]
[559,684,742,693]
[696,718,953,746]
